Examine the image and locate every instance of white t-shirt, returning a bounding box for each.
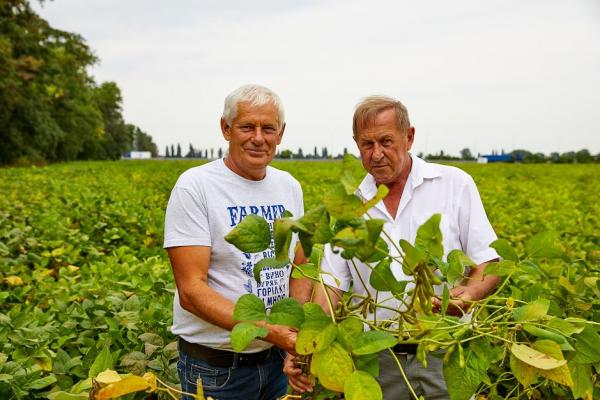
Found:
[321,155,498,324]
[164,159,304,352]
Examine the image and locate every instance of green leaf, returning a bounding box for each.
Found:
[399,239,427,275]
[369,258,407,296]
[569,361,594,400]
[297,206,332,256]
[233,294,266,322]
[291,263,319,280]
[513,298,549,322]
[415,213,443,259]
[525,231,563,259]
[444,338,498,400]
[341,154,365,193]
[546,317,584,337]
[490,238,518,261]
[296,322,338,355]
[354,353,380,377]
[303,302,331,325]
[337,318,364,352]
[365,219,385,245]
[358,185,389,215]
[268,298,304,329]
[253,257,289,283]
[311,342,354,393]
[24,374,57,390]
[231,322,269,352]
[483,260,516,277]
[446,250,473,285]
[89,346,113,378]
[573,326,600,363]
[274,218,293,262]
[322,184,363,220]
[224,214,271,253]
[352,331,397,356]
[510,343,566,370]
[344,370,382,400]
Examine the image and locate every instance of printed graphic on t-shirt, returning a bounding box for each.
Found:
[227,204,291,309]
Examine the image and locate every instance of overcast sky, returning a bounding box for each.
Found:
[34,0,600,157]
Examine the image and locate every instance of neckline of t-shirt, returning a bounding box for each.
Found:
[217,158,272,184]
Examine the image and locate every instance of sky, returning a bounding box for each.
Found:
[33,0,600,157]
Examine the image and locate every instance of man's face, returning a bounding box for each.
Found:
[354,108,415,185]
[221,101,284,180]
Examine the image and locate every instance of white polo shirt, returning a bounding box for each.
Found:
[321,155,498,323]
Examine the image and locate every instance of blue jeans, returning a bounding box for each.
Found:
[177,348,288,400]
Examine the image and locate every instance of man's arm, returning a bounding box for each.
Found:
[433,260,500,315]
[167,246,297,354]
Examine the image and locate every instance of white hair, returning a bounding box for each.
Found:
[222,84,285,126]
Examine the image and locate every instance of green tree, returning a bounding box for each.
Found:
[0,0,156,165]
[279,149,292,159]
[460,148,474,161]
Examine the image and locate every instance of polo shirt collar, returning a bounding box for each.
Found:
[356,154,441,200]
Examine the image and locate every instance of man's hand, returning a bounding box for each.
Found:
[432,285,478,316]
[264,324,298,355]
[431,260,500,316]
[284,354,314,394]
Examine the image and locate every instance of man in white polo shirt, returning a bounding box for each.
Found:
[285,96,500,399]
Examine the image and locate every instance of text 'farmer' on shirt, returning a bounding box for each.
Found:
[227,204,287,227]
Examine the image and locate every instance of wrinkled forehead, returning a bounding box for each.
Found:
[354,106,396,132]
[235,101,282,124]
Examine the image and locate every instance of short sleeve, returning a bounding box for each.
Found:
[320,244,352,292]
[295,180,305,219]
[164,186,211,248]
[458,176,499,265]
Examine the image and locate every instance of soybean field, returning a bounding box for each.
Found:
[0,160,598,399]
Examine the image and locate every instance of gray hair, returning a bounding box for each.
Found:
[222,84,285,127]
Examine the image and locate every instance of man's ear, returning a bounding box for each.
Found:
[220,118,231,141]
[276,123,286,145]
[406,126,415,150]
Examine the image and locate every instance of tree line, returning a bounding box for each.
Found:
[0,0,157,166]
[164,143,598,163]
[422,148,599,163]
[163,144,346,160]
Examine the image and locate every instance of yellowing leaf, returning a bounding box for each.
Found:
[5,276,24,286]
[95,369,122,385]
[35,357,52,371]
[95,375,152,399]
[312,342,354,392]
[510,353,537,387]
[532,340,573,387]
[142,372,157,391]
[510,343,566,370]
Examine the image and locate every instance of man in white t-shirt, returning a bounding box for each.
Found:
[164,84,307,400]
[285,96,500,399]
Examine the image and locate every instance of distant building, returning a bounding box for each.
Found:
[123,151,152,159]
[477,154,512,163]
